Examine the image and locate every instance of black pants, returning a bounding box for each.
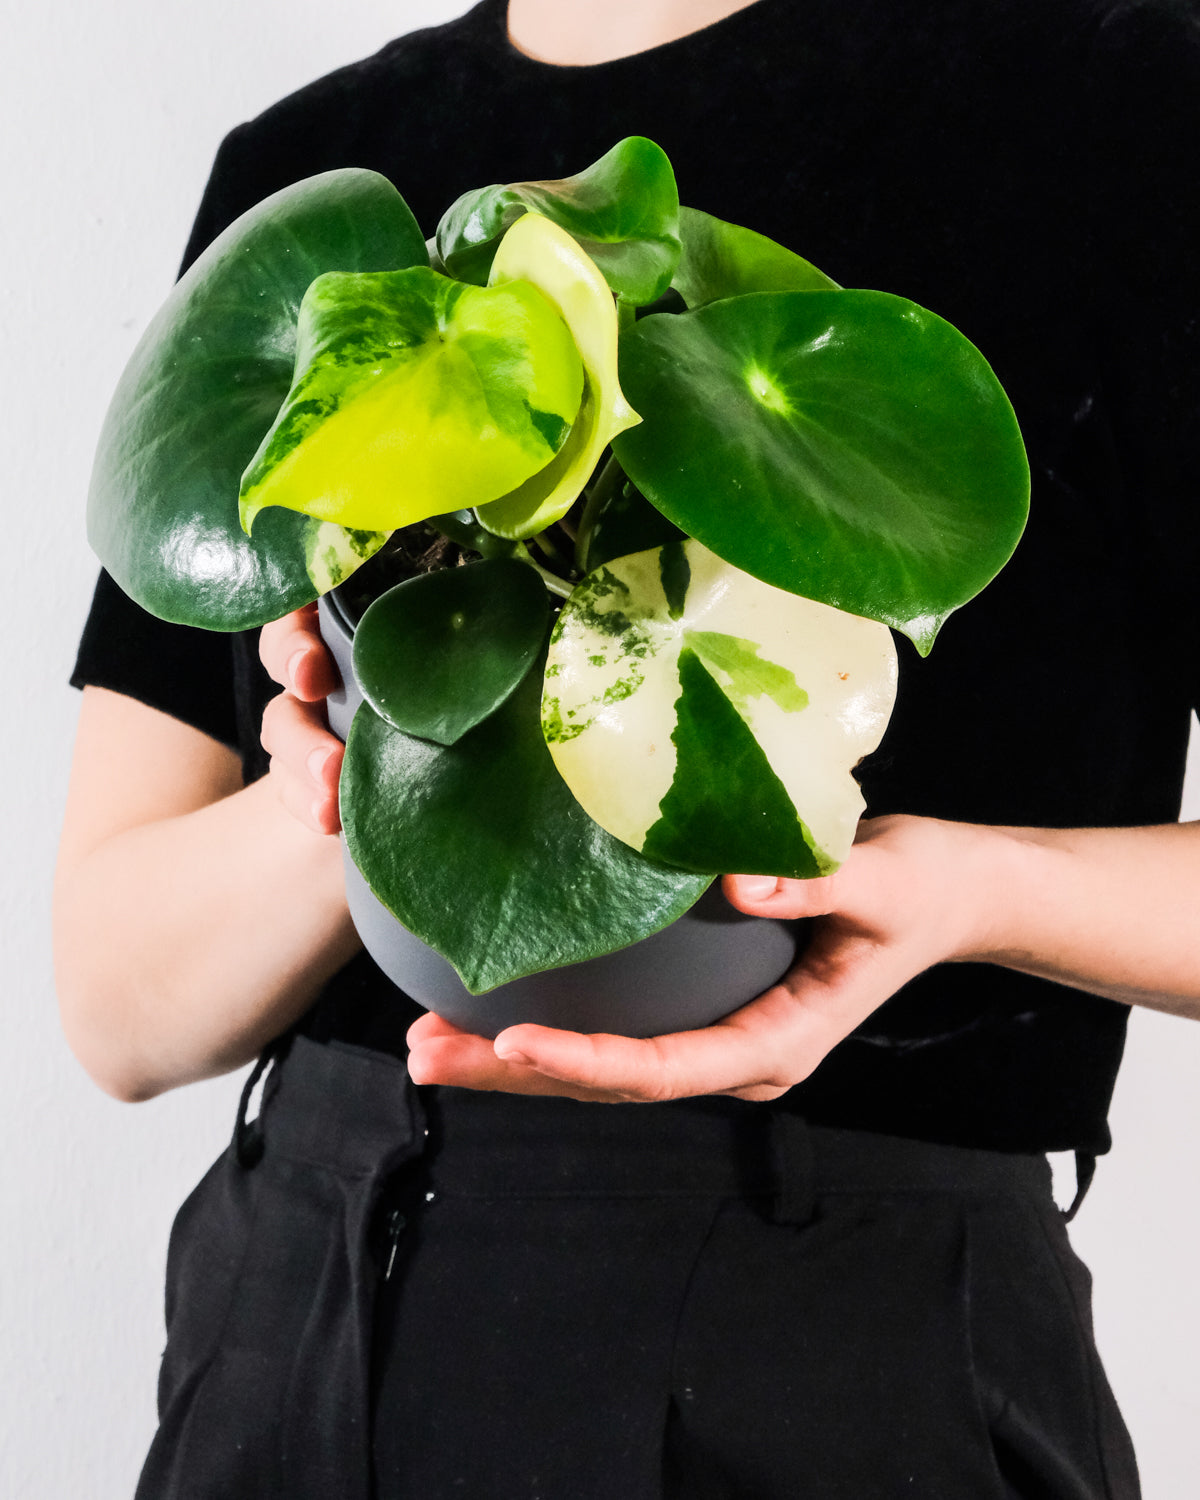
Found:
[136,1036,1140,1500]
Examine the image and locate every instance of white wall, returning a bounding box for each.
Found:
[0,5,476,1497]
[0,1,1196,1495]
[1068,716,1200,1500]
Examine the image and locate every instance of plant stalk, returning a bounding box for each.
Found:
[575,453,626,572]
[516,545,573,599]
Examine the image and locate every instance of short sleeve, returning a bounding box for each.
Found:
[175,123,254,277]
[71,570,240,749]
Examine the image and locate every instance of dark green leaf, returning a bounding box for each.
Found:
[353,559,551,745]
[640,648,824,876]
[672,206,839,309]
[88,170,428,630]
[341,656,710,993]
[612,290,1030,653]
[436,137,681,305]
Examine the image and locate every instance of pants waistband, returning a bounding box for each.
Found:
[421,1088,1053,1208]
[243,1036,1056,1224]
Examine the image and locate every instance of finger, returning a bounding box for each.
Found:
[493,924,919,1103]
[406,1019,624,1101]
[261,693,343,834]
[408,929,920,1105]
[488,999,814,1102]
[259,605,341,701]
[261,693,344,788]
[266,755,339,835]
[406,1010,472,1047]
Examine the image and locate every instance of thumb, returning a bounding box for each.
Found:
[773,923,914,1054]
[722,870,842,919]
[713,924,912,1098]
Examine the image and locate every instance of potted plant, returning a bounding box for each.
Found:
[87,138,1029,1036]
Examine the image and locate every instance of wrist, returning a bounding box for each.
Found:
[947,822,1059,966]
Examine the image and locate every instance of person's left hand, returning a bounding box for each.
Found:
[405,814,1007,1102]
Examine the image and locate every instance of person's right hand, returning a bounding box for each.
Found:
[259,604,344,835]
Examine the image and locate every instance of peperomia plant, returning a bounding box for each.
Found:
[89,138,1029,993]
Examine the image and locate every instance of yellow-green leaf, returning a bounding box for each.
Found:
[239,266,584,533]
[476,215,641,541]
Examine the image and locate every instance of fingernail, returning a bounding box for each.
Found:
[286,649,307,687]
[495,1043,533,1066]
[740,876,778,900]
[307,747,333,783]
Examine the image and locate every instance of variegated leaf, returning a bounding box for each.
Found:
[239,266,584,533]
[475,215,641,541]
[303,520,390,596]
[543,540,898,877]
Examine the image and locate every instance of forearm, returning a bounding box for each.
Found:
[54,774,361,1100]
[961,819,1200,1017]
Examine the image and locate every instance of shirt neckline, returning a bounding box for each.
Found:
[486,0,785,74]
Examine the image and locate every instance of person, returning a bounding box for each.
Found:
[54,0,1200,1495]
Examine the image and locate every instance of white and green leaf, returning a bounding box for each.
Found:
[239,265,584,534]
[543,539,898,877]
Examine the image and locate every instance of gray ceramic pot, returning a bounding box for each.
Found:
[318,591,807,1038]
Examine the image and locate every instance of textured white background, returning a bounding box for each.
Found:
[1,1,1196,1495]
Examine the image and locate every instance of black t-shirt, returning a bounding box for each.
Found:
[74,0,1200,1154]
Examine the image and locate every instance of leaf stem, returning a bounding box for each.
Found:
[531,527,572,571]
[427,508,519,561]
[575,453,626,572]
[515,545,573,599]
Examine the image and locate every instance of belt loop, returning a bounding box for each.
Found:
[233,1032,292,1169]
[1063,1150,1096,1223]
[769,1112,817,1226]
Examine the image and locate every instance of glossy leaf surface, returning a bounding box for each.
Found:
[353,559,551,745]
[341,655,710,993]
[88,169,427,629]
[544,540,897,876]
[239,267,584,534]
[673,206,839,308]
[436,137,681,304]
[613,290,1029,653]
[475,215,641,540]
